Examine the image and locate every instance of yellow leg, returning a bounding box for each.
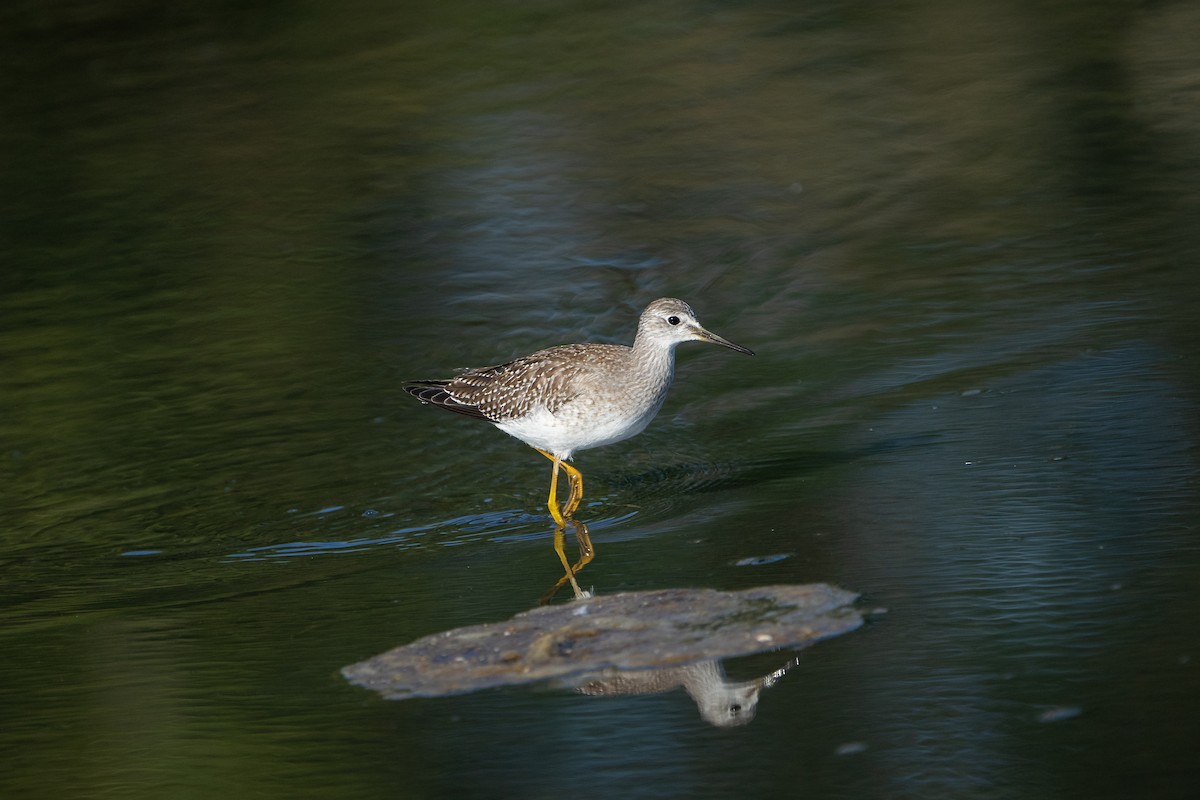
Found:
[544,453,566,527]
[561,461,585,518]
[541,451,567,526]
[535,448,585,522]
[535,448,574,525]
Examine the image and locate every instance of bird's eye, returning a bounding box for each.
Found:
[667,316,681,326]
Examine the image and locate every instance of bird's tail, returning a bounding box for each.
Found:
[403,380,492,421]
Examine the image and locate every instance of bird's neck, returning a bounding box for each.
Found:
[630,334,677,387]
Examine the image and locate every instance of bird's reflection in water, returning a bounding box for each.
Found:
[563,655,803,728]
[544,518,595,603]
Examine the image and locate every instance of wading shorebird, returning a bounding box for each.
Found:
[404,298,753,525]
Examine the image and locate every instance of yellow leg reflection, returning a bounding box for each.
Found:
[542,519,595,604]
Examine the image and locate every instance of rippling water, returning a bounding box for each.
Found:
[3,1,1199,798]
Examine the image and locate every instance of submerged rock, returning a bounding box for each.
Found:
[342,583,861,700]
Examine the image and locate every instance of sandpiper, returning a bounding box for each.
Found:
[405,298,753,525]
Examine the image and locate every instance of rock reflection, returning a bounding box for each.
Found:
[343,584,862,727]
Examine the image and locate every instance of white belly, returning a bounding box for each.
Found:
[495,395,664,460]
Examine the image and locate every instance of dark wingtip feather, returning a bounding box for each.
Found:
[403,380,448,401]
[403,380,493,421]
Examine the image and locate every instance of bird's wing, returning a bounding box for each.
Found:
[405,343,629,422]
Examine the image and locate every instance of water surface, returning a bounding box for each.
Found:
[3,1,1199,798]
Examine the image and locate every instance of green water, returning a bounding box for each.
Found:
[3,1,1199,797]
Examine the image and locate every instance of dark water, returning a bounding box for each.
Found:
[3,0,1199,797]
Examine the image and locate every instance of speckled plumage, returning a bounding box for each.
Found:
[404,298,752,522]
[405,342,634,425]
